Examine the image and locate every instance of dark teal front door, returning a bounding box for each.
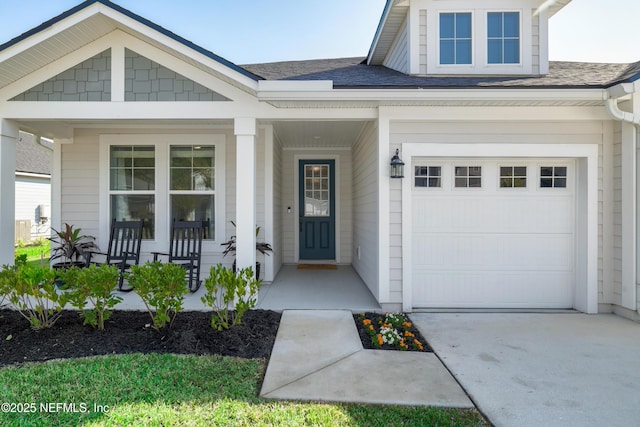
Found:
[299,160,335,260]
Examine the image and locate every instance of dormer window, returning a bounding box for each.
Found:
[439,13,472,65]
[487,12,520,64]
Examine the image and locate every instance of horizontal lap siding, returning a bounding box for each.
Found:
[61,128,247,281]
[389,120,606,306]
[613,122,622,306]
[383,15,409,74]
[352,122,379,298]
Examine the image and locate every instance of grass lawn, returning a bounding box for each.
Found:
[14,241,50,267]
[0,353,488,426]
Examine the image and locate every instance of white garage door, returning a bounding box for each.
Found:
[412,159,575,309]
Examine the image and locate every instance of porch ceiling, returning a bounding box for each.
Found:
[273,121,369,148]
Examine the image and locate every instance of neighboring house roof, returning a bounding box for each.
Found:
[243,58,640,89]
[15,132,52,176]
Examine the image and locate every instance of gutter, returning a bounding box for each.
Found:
[605,81,640,125]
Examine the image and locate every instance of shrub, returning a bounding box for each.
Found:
[0,264,17,308]
[9,264,68,330]
[60,265,122,331]
[14,254,28,267]
[201,264,261,331]
[126,262,188,329]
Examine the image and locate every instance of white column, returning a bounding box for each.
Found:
[234,117,257,275]
[621,120,637,310]
[0,119,19,265]
[378,108,391,305]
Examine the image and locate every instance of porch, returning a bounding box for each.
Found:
[111,265,381,312]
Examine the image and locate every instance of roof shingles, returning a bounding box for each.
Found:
[242,58,639,89]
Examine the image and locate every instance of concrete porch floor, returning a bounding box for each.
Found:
[111,264,381,312]
[257,265,381,312]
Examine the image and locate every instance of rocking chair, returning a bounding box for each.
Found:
[152,219,204,293]
[87,219,144,292]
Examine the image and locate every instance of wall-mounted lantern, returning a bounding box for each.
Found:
[390,149,405,178]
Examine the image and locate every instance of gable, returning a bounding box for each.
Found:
[0,0,260,102]
[12,50,112,102]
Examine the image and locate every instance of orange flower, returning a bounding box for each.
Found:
[368,325,374,331]
[377,334,383,346]
[404,331,414,337]
[402,321,412,328]
[362,319,371,326]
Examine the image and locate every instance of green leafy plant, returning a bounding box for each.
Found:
[8,264,68,330]
[201,264,261,331]
[14,253,28,267]
[60,264,122,331]
[48,223,97,267]
[0,264,17,308]
[126,262,188,329]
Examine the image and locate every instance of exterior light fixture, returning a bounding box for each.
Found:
[390,148,405,178]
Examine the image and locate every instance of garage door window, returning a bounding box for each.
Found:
[500,166,527,188]
[540,166,567,188]
[415,166,441,188]
[455,166,482,188]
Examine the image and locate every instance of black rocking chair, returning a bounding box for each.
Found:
[87,219,144,292]
[153,219,204,293]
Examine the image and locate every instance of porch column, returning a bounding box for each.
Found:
[234,117,257,275]
[0,119,19,265]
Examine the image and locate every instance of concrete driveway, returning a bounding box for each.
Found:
[411,313,640,427]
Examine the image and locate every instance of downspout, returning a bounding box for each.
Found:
[605,81,640,314]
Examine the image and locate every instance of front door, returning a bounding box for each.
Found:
[299,160,335,260]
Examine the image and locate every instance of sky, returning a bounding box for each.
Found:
[0,0,638,65]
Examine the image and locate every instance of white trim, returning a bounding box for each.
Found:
[111,45,125,102]
[98,133,226,253]
[15,171,51,179]
[264,125,275,281]
[0,119,18,265]
[293,154,341,263]
[621,122,637,309]
[602,120,615,304]
[235,121,257,272]
[378,110,391,303]
[401,143,599,314]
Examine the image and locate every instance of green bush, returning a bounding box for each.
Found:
[201,264,261,331]
[60,265,122,331]
[126,262,188,330]
[0,264,17,308]
[8,264,68,330]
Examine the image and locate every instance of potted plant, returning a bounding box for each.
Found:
[48,223,98,270]
[221,221,272,279]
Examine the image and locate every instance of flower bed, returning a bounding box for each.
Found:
[355,312,432,352]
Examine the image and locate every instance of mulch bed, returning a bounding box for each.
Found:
[354,312,432,352]
[0,309,281,367]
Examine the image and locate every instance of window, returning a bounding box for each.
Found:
[500,166,527,188]
[170,145,215,239]
[103,134,225,244]
[109,146,156,238]
[415,166,442,188]
[540,166,567,188]
[440,13,472,65]
[487,12,520,64]
[455,166,482,188]
[304,164,330,216]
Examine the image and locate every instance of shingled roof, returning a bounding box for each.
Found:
[243,58,640,89]
[16,132,52,176]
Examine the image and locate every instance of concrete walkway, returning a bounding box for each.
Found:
[260,310,473,407]
[411,313,640,427]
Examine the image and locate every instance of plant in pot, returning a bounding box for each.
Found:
[221,221,272,279]
[48,223,98,270]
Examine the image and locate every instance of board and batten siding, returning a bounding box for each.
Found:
[383,14,409,74]
[280,149,353,264]
[352,122,380,299]
[59,127,270,281]
[389,120,607,307]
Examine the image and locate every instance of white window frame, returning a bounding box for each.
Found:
[486,11,521,66]
[498,165,528,189]
[453,165,483,189]
[539,164,570,190]
[414,165,443,189]
[426,7,532,75]
[99,134,226,253]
